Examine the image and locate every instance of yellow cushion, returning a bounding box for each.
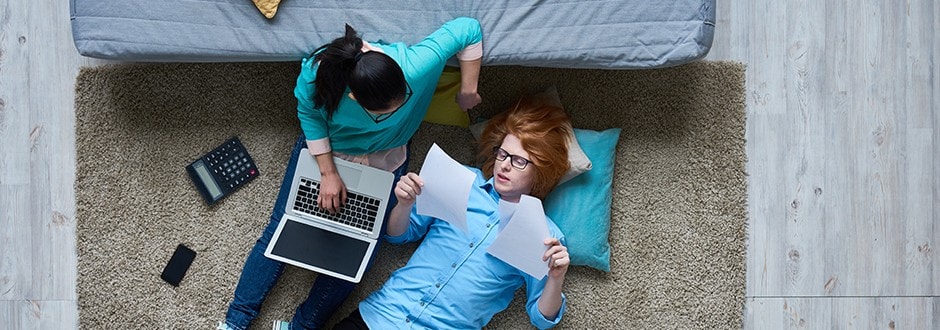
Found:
[251,0,281,19]
[423,67,470,128]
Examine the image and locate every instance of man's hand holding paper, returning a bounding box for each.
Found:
[415,143,476,234]
[486,195,555,279]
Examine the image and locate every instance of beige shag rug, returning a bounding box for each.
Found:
[75,61,747,329]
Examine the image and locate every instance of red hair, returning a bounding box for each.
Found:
[478,96,572,199]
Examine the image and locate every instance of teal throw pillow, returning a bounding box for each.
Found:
[544,128,621,272]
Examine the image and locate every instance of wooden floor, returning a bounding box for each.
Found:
[0,0,936,328]
[706,0,939,327]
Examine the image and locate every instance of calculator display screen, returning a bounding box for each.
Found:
[193,161,223,199]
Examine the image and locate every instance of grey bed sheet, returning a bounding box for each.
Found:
[70,0,715,69]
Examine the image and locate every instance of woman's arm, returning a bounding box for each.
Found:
[312,149,346,214]
[295,58,330,142]
[296,58,348,214]
[405,17,483,76]
[456,57,482,110]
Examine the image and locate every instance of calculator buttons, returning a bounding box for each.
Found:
[186,137,260,205]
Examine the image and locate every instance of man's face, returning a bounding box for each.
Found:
[492,134,537,203]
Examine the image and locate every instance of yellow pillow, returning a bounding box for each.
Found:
[252,0,281,19]
[423,67,470,127]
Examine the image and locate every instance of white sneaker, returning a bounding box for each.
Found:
[272,320,290,330]
[216,321,235,330]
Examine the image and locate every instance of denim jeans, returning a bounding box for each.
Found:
[224,135,407,330]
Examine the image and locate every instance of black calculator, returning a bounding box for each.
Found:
[186,137,259,205]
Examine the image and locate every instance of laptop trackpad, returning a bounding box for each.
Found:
[336,163,363,189]
[270,220,369,278]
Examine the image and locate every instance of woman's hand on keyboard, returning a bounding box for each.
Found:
[318,171,347,214]
[394,172,424,207]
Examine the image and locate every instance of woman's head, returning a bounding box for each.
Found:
[479,96,572,200]
[311,24,408,119]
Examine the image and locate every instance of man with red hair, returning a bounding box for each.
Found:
[334,95,574,329]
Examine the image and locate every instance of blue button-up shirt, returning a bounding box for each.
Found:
[359,167,567,329]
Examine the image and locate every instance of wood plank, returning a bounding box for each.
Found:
[746,297,936,329]
[0,187,32,300]
[852,0,905,297]
[739,0,791,298]
[782,0,828,297]
[0,0,30,187]
[745,111,787,296]
[744,0,788,116]
[0,0,34,301]
[933,0,940,297]
[900,0,938,297]
[831,297,936,329]
[745,297,831,330]
[820,0,853,297]
[0,300,79,330]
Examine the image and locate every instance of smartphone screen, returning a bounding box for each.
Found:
[160,244,196,287]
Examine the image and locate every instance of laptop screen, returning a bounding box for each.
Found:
[270,220,370,278]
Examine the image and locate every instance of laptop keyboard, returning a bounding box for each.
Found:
[293,177,381,232]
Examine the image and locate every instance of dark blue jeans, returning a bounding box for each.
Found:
[224,135,407,330]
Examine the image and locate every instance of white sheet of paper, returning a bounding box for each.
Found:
[497,199,517,232]
[416,143,475,234]
[487,195,551,279]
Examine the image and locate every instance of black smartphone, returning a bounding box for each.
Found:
[160,244,196,287]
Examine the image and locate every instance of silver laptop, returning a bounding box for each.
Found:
[264,149,394,283]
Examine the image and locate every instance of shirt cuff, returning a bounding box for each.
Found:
[383,232,409,245]
[306,137,332,155]
[457,42,483,61]
[532,293,567,329]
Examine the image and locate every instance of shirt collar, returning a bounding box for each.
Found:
[481,177,501,202]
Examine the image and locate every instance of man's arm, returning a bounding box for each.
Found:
[537,237,570,320]
[521,237,570,328]
[387,172,424,237]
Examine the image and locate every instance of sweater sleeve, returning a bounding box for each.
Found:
[404,17,483,75]
[294,56,330,142]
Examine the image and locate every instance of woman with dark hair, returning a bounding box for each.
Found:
[219,17,483,330]
[331,95,573,329]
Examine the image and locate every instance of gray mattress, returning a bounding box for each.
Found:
[70,0,715,69]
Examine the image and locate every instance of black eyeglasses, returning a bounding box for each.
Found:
[361,82,412,124]
[493,147,532,170]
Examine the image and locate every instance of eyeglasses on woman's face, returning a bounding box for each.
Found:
[493,147,532,170]
[361,81,413,124]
